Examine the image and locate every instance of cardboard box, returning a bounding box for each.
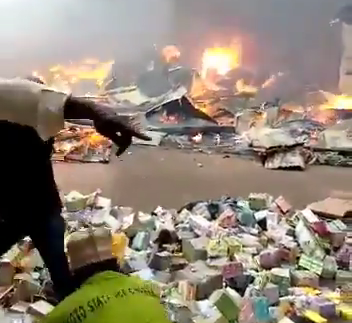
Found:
[175,261,223,300]
[182,237,208,262]
[0,260,15,286]
[308,197,352,219]
[27,300,54,317]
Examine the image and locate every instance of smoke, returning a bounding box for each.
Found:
[174,0,352,92]
[0,0,173,76]
[0,0,351,92]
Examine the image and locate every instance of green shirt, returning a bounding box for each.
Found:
[42,271,171,323]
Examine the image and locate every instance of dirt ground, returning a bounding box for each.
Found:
[54,147,352,211]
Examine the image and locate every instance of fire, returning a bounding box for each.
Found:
[305,92,352,125]
[191,133,203,143]
[159,111,181,124]
[309,108,337,125]
[261,72,284,89]
[201,45,241,79]
[162,45,181,64]
[235,79,258,95]
[31,71,46,84]
[234,72,284,96]
[249,111,267,128]
[319,92,352,110]
[32,58,114,90]
[87,132,107,147]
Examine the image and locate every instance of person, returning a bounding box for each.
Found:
[0,76,151,301]
[42,227,171,323]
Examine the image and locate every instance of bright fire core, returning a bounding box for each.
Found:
[201,46,241,79]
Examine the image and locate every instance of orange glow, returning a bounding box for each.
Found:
[87,132,107,147]
[320,93,352,110]
[261,72,284,89]
[159,111,180,124]
[31,71,46,84]
[235,79,258,95]
[162,45,181,63]
[33,58,114,90]
[234,72,284,96]
[201,44,241,79]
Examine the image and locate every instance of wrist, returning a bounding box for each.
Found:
[63,96,97,120]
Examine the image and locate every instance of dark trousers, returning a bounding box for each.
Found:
[0,212,73,301]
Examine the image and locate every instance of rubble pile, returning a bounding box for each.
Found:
[246,127,309,170]
[1,190,351,322]
[34,50,352,169]
[52,123,112,163]
[103,69,352,170]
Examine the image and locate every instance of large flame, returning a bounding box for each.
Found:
[33,58,114,91]
[201,45,241,79]
[162,45,181,64]
[307,92,352,125]
[320,92,352,110]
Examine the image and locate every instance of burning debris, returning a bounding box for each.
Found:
[53,123,112,163]
[33,58,114,95]
[1,189,351,322]
[146,96,217,128]
[32,41,352,169]
[200,43,241,79]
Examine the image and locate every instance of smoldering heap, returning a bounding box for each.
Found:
[0,189,351,322]
[36,44,352,170]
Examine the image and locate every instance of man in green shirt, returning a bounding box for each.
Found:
[42,227,171,323]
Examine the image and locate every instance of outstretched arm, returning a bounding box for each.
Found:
[63,96,151,156]
[0,77,150,156]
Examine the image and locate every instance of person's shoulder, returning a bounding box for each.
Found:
[0,77,43,91]
[0,77,66,95]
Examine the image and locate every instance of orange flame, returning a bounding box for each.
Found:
[32,58,114,91]
[159,111,180,124]
[162,45,181,64]
[235,79,258,95]
[261,72,284,89]
[31,71,46,84]
[87,133,107,146]
[320,92,352,110]
[234,72,284,96]
[201,45,241,79]
[306,92,352,125]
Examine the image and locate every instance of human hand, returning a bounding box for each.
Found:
[93,111,151,156]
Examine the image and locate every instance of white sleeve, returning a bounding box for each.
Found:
[37,87,68,140]
[0,78,68,140]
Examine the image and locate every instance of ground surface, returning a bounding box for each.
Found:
[54,148,350,322]
[54,148,352,211]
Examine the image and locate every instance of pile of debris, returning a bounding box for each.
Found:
[1,190,351,322]
[246,127,308,170]
[52,122,112,163]
[102,68,352,170]
[0,241,55,321]
[36,52,352,168]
